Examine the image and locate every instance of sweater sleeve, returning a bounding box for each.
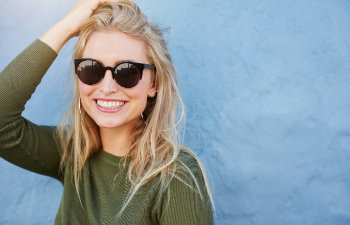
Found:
[159,152,214,225]
[0,39,63,181]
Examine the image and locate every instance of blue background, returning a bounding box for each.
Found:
[1,0,350,224]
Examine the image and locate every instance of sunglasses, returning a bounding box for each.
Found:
[74,58,155,88]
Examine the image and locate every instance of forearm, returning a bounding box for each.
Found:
[39,0,116,53]
[39,19,75,54]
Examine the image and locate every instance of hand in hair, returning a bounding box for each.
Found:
[40,0,116,53]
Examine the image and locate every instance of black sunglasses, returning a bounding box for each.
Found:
[74,58,155,88]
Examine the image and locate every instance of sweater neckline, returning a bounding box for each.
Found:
[97,149,130,165]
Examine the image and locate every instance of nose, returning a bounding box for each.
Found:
[98,69,118,94]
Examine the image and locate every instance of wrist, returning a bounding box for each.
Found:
[58,16,80,38]
[39,20,75,54]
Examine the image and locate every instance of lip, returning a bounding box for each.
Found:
[94,98,127,113]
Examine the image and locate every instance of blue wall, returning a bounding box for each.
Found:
[1,0,350,224]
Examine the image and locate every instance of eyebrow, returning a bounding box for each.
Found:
[82,57,141,66]
[85,57,149,67]
[114,59,140,65]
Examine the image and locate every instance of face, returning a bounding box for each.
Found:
[79,30,156,132]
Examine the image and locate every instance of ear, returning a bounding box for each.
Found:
[147,83,157,98]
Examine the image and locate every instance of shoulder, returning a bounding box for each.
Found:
[172,148,208,191]
[157,149,214,224]
[176,148,203,175]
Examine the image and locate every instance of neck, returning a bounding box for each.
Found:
[99,125,134,157]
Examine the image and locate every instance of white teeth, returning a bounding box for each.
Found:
[96,100,125,109]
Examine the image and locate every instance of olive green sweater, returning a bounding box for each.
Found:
[0,39,214,225]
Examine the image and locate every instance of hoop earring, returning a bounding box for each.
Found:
[79,97,84,122]
[141,113,149,127]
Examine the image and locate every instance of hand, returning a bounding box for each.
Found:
[61,0,116,37]
[40,0,116,53]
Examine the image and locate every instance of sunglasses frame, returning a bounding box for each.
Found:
[74,58,155,88]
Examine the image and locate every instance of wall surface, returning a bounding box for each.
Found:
[1,0,350,224]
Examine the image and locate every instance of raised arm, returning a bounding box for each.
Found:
[40,0,116,53]
[0,0,115,181]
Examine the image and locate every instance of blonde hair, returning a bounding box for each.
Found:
[56,0,214,216]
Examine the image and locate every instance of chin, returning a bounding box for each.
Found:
[93,117,139,130]
[94,119,123,129]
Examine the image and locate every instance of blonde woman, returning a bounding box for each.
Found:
[0,0,214,224]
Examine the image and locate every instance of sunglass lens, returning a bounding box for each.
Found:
[77,60,104,85]
[115,63,141,88]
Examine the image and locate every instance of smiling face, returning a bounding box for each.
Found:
[79,30,156,132]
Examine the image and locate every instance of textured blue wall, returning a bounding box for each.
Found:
[1,0,350,224]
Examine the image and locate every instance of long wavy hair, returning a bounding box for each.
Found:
[56,0,213,216]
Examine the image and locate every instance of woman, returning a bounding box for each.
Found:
[0,0,214,224]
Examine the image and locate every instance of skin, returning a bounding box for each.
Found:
[80,31,156,156]
[39,0,156,156]
[40,0,117,53]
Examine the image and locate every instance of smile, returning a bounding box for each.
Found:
[96,100,126,109]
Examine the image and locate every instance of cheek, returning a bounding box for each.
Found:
[79,82,93,95]
[133,75,153,100]
[79,81,96,106]
[128,86,149,104]
[126,83,151,113]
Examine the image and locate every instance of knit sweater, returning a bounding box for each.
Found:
[0,39,214,225]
